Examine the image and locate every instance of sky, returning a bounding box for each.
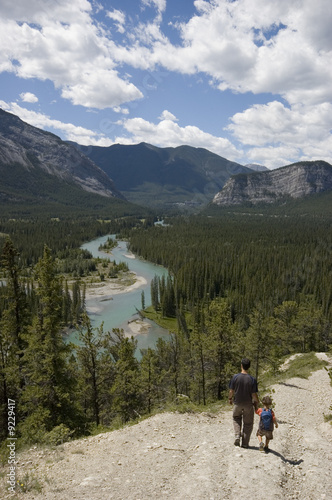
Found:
[1,0,332,169]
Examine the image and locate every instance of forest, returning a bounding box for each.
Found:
[0,211,331,449]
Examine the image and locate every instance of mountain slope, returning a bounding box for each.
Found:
[245,163,269,172]
[71,142,252,209]
[0,109,124,205]
[213,160,332,206]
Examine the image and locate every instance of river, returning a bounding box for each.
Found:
[79,235,170,353]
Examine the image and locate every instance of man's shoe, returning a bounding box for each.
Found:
[234,438,240,446]
[241,444,248,448]
[259,442,265,452]
[264,446,270,453]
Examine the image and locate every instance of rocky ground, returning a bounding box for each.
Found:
[2,353,331,500]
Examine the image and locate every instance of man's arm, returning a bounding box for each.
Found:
[228,388,234,405]
[252,392,259,410]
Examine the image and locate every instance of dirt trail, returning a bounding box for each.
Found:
[3,353,332,500]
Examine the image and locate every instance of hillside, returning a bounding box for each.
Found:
[0,109,146,217]
[71,142,252,210]
[212,160,332,207]
[3,353,331,499]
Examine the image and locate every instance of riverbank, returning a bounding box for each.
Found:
[79,234,170,346]
[84,273,147,300]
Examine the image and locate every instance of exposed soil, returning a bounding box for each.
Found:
[2,353,331,500]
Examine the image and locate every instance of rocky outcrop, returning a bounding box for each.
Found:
[0,109,124,199]
[213,161,332,206]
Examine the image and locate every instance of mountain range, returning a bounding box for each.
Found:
[1,108,332,216]
[69,141,252,209]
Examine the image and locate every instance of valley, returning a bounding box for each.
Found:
[0,108,332,499]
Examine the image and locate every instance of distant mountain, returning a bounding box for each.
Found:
[70,142,252,210]
[0,109,125,208]
[212,161,332,206]
[245,163,269,172]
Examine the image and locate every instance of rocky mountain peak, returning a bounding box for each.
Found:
[0,109,124,199]
[212,161,332,206]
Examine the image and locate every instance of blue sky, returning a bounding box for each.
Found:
[1,0,332,169]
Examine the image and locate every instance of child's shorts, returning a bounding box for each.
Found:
[256,428,273,440]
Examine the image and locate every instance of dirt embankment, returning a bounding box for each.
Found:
[2,353,332,500]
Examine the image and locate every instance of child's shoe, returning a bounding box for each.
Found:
[259,442,265,452]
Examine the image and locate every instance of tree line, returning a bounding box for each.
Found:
[129,215,332,324]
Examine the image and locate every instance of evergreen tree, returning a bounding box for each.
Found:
[0,239,28,440]
[204,298,238,400]
[140,348,159,413]
[141,290,145,311]
[246,305,272,381]
[150,275,159,311]
[19,246,77,440]
[111,335,142,423]
[76,313,103,426]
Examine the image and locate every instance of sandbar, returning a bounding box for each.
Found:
[124,319,151,336]
[84,274,147,300]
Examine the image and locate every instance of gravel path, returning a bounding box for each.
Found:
[2,353,331,499]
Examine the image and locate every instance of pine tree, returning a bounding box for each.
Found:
[140,348,159,413]
[246,305,271,381]
[150,275,159,311]
[204,298,238,400]
[19,246,77,441]
[0,239,28,441]
[111,334,142,423]
[141,290,145,311]
[76,313,103,426]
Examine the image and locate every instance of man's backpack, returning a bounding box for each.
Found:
[259,408,273,431]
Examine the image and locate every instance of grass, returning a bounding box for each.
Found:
[142,306,179,332]
[15,473,43,494]
[258,352,329,392]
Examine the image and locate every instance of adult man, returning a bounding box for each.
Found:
[229,358,259,448]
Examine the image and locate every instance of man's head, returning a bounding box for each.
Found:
[241,358,251,371]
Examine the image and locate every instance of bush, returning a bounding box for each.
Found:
[43,424,73,446]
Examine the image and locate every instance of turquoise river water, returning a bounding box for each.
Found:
[77,235,170,353]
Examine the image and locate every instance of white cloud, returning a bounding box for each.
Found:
[0,101,113,146]
[0,0,92,24]
[228,100,332,168]
[115,113,242,160]
[61,68,143,109]
[141,0,166,13]
[0,0,143,109]
[118,0,331,110]
[158,110,177,121]
[20,92,38,103]
[106,9,126,34]
[113,106,129,115]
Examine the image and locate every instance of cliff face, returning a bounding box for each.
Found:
[0,109,124,199]
[212,161,332,206]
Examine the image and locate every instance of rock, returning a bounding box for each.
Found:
[213,161,332,206]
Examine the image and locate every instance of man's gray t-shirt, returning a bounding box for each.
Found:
[229,373,258,405]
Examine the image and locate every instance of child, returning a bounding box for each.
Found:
[255,395,278,452]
